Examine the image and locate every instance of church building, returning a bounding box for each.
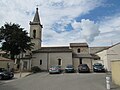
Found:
[21,8,96,71]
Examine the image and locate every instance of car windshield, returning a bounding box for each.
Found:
[66,65,73,68]
[51,66,59,68]
[94,63,103,66]
[81,64,87,67]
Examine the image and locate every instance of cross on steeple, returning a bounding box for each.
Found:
[33,6,40,22]
[36,4,39,8]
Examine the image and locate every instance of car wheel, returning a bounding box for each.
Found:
[78,70,81,73]
[0,75,2,80]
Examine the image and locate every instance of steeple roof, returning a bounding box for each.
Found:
[33,8,40,22]
[30,8,43,28]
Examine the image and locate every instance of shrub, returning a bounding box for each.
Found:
[31,66,41,73]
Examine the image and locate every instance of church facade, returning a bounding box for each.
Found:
[21,8,96,71]
[28,8,94,71]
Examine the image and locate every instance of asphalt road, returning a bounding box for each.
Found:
[0,72,120,90]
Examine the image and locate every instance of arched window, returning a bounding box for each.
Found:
[79,58,82,64]
[40,60,42,65]
[77,48,80,53]
[33,30,36,38]
[58,58,61,65]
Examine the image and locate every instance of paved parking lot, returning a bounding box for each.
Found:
[0,72,120,90]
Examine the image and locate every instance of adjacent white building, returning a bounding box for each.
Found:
[0,56,14,70]
[96,43,120,71]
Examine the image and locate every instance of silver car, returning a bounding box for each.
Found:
[49,66,61,74]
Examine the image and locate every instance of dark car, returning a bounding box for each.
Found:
[78,64,90,73]
[65,65,75,73]
[49,66,62,74]
[0,68,14,80]
[93,63,105,72]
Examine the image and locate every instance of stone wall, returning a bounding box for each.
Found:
[32,52,72,70]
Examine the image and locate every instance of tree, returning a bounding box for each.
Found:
[0,23,34,60]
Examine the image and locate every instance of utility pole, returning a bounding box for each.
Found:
[19,50,23,78]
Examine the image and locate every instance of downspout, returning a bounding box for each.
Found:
[47,52,49,71]
[90,58,93,71]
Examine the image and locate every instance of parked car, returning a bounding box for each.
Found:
[93,63,105,72]
[0,68,14,80]
[78,64,90,73]
[65,65,75,73]
[49,66,62,74]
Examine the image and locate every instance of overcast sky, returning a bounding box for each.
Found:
[0,0,120,47]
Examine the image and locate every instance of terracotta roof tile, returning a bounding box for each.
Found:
[70,43,88,47]
[32,47,72,53]
[0,56,13,61]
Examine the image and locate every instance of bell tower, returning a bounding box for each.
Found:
[30,8,43,51]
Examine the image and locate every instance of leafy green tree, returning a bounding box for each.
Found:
[0,23,34,60]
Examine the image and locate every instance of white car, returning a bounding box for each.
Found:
[49,66,61,74]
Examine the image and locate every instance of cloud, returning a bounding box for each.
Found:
[72,19,100,43]
[99,14,120,33]
[0,0,105,46]
[90,14,120,46]
[40,0,104,46]
[42,19,100,46]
